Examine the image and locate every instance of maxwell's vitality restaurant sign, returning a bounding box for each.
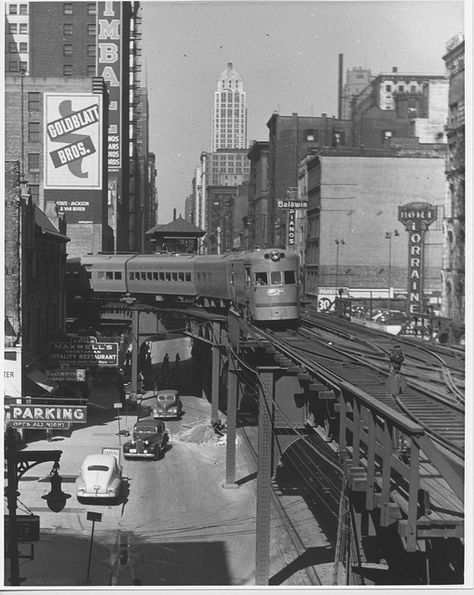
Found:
[44,93,102,190]
[49,337,118,367]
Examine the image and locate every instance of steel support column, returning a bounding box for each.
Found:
[130,308,139,396]
[255,368,275,585]
[223,355,238,488]
[211,323,221,424]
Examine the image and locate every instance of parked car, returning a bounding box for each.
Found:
[377,311,409,325]
[153,389,183,419]
[76,453,122,502]
[123,419,169,460]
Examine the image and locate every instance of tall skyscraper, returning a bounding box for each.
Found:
[211,62,247,151]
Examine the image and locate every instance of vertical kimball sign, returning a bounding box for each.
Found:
[44,93,102,189]
[97,1,122,171]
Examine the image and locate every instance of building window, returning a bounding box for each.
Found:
[19,61,27,72]
[87,3,96,14]
[385,84,391,92]
[382,130,393,142]
[87,23,96,36]
[87,45,96,58]
[28,91,40,111]
[28,153,40,172]
[9,23,18,34]
[19,42,27,52]
[28,122,40,142]
[9,4,17,15]
[87,64,96,76]
[63,23,73,35]
[63,44,73,56]
[29,184,39,204]
[63,3,73,14]
[8,61,18,72]
[63,64,73,76]
[398,85,404,92]
[333,131,345,146]
[410,85,417,93]
[9,42,16,53]
[19,3,27,14]
[19,23,28,34]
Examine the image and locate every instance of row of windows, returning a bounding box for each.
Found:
[8,41,27,52]
[385,84,419,93]
[8,4,28,15]
[8,60,27,72]
[7,23,27,34]
[63,2,96,15]
[63,44,96,57]
[63,64,96,76]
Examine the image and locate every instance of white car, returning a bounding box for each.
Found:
[76,454,122,502]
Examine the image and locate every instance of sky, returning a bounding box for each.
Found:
[140,0,466,223]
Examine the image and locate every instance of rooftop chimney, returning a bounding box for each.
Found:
[392,66,398,73]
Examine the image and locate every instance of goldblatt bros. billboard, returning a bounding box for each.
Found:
[44,93,102,190]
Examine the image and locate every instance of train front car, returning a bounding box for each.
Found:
[238,249,300,324]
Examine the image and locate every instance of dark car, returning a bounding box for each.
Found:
[153,389,183,419]
[123,419,169,460]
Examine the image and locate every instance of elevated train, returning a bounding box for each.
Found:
[66,248,300,323]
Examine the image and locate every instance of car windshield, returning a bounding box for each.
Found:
[158,395,174,401]
[87,464,109,472]
[136,427,157,435]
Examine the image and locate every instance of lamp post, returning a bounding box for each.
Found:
[5,426,71,585]
[335,239,345,294]
[384,230,399,312]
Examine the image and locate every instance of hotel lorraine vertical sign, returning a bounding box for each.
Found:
[97,1,122,171]
[398,202,437,315]
[44,93,102,190]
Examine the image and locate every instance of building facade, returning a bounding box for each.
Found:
[265,112,353,248]
[4,161,69,401]
[351,68,449,148]
[341,66,372,119]
[441,33,465,322]
[5,1,154,253]
[247,141,270,248]
[211,62,247,152]
[301,148,446,311]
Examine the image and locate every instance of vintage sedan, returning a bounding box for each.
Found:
[153,389,183,419]
[76,453,122,502]
[123,419,169,460]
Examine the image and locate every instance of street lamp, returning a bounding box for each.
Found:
[5,426,71,585]
[335,239,345,293]
[384,230,399,312]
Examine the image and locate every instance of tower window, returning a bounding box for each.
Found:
[63,3,73,14]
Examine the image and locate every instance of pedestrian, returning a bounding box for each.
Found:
[163,353,170,372]
[175,353,180,367]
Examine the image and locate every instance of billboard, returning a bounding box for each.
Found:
[44,93,102,190]
[97,1,122,171]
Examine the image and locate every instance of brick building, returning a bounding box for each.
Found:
[4,161,69,399]
[300,147,446,308]
[265,113,353,248]
[4,75,111,256]
[351,68,449,148]
[441,33,465,322]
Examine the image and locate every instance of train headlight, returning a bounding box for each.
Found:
[267,250,282,262]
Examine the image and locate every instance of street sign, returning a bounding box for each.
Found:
[86,511,102,523]
[10,405,87,424]
[49,337,119,367]
[4,515,40,542]
[45,368,86,382]
[9,420,71,430]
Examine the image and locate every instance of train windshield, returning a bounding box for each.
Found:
[270,271,282,285]
[254,272,268,285]
[284,270,296,284]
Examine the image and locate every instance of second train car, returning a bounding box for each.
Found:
[66,248,300,323]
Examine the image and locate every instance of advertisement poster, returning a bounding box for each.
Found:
[44,93,102,190]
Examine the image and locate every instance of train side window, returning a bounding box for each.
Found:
[245,267,251,286]
[255,272,268,286]
[165,272,171,281]
[87,272,92,279]
[147,272,152,280]
[129,272,134,280]
[114,272,122,280]
[270,271,282,285]
[284,270,296,284]
[97,271,105,279]
[197,273,200,281]
[135,272,140,280]
[141,272,147,280]
[179,272,184,282]
[172,272,178,281]
[153,272,158,281]
[186,273,191,282]
[159,272,165,281]
[105,272,113,280]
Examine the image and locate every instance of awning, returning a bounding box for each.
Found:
[26,368,58,395]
